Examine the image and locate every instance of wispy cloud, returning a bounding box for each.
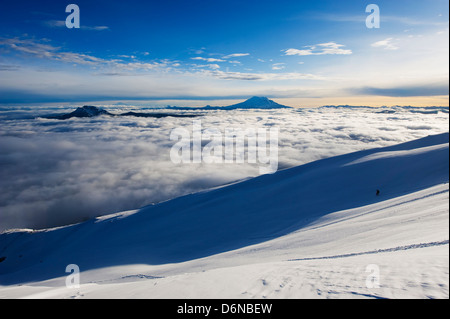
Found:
[0,37,178,72]
[191,57,226,63]
[307,13,448,27]
[0,37,109,65]
[191,53,249,64]
[284,42,352,56]
[44,20,109,31]
[272,63,286,70]
[0,64,20,71]
[371,38,399,50]
[117,55,137,59]
[223,53,250,59]
[199,70,323,81]
[206,64,221,70]
[82,25,110,31]
[352,82,449,97]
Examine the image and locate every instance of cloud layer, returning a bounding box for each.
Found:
[284,42,353,56]
[0,106,448,231]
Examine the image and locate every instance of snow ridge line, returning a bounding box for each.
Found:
[287,240,449,262]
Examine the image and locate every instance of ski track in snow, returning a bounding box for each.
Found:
[302,188,450,233]
[287,240,449,262]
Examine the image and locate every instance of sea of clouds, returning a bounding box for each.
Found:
[0,105,448,231]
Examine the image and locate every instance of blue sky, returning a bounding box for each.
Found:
[0,0,448,106]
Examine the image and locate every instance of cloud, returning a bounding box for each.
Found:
[284,42,352,56]
[44,20,110,31]
[0,37,178,72]
[1,30,446,105]
[223,53,250,59]
[190,53,249,63]
[0,64,20,71]
[117,55,137,59]
[0,106,447,231]
[111,61,166,71]
[0,37,110,65]
[43,20,66,28]
[190,63,222,70]
[371,38,399,50]
[191,57,226,63]
[82,25,110,31]
[199,70,323,81]
[352,82,449,97]
[272,63,286,70]
[308,13,448,27]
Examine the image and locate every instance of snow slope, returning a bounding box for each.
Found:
[0,133,448,299]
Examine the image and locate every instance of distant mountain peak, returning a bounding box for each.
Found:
[42,105,201,120]
[75,106,111,117]
[225,96,290,109]
[247,96,271,102]
[49,106,112,120]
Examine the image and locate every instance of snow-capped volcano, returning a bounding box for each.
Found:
[72,106,111,117]
[165,96,291,110]
[224,96,290,109]
[49,106,112,120]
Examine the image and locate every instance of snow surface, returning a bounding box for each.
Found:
[0,133,448,299]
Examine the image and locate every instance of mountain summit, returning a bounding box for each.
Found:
[224,96,290,109]
[72,106,112,117]
[165,96,291,110]
[51,106,112,120]
[43,106,201,120]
